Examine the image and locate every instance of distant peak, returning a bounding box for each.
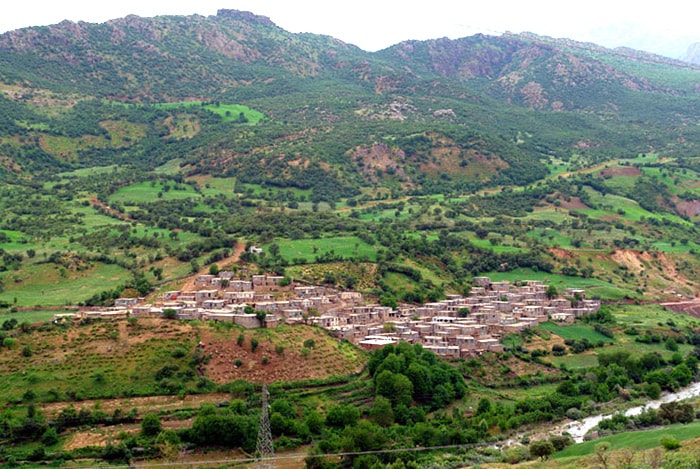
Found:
[216,9,275,27]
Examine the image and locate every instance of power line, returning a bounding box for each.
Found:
[60,440,497,469]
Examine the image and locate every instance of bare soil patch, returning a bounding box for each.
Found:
[548,247,574,259]
[41,392,231,418]
[200,326,365,384]
[599,166,642,177]
[674,198,700,217]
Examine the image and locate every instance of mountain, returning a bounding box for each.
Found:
[0,9,368,100]
[1,9,700,305]
[1,10,698,190]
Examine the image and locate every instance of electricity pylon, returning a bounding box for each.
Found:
[255,383,274,468]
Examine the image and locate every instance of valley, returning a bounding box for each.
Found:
[0,8,699,468]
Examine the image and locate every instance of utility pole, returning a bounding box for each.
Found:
[255,383,274,468]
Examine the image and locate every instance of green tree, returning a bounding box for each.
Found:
[369,395,394,427]
[141,413,162,437]
[375,370,414,407]
[530,439,555,460]
[325,404,360,428]
[41,427,59,446]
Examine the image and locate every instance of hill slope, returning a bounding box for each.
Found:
[0,10,699,305]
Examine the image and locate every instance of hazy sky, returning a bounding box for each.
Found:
[1,1,698,59]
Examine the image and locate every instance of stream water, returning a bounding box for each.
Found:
[560,381,700,443]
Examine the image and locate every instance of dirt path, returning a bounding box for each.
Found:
[179,240,245,292]
[90,197,132,222]
[40,392,232,418]
[660,298,700,318]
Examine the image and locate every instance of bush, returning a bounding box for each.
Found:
[550,434,574,451]
[303,339,316,349]
[42,427,59,446]
[251,338,259,352]
[660,435,680,450]
[141,413,162,437]
[529,439,555,460]
[502,445,530,464]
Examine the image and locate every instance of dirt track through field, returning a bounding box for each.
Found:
[660,299,700,318]
[179,240,245,292]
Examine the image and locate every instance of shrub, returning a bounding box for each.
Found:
[251,338,259,352]
[503,445,530,464]
[529,439,555,460]
[141,413,163,437]
[41,427,59,446]
[550,434,574,451]
[234,359,243,367]
[660,435,680,451]
[303,339,316,349]
[262,356,269,365]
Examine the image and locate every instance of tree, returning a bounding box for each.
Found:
[209,264,219,275]
[325,405,360,428]
[546,284,558,299]
[41,427,59,446]
[375,370,414,407]
[530,439,555,460]
[141,413,162,437]
[369,396,394,427]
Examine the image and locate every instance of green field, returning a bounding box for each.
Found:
[538,322,614,344]
[0,263,131,307]
[154,101,265,124]
[612,303,700,329]
[549,352,599,369]
[555,421,700,459]
[0,310,65,324]
[0,230,36,251]
[109,180,202,205]
[484,268,635,300]
[264,236,378,263]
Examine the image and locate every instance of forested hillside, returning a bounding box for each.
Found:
[0,8,699,304]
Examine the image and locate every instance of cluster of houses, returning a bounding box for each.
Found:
[57,273,600,359]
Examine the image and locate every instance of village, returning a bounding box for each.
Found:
[56,269,601,359]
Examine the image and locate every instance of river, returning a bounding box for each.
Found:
[560,381,700,443]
